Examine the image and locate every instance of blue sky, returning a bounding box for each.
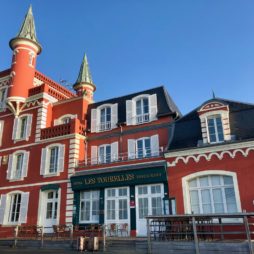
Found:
[1,1,254,114]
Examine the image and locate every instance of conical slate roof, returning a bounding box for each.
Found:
[10,5,42,53]
[75,54,93,84]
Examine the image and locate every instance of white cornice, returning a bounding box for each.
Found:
[165,140,254,167]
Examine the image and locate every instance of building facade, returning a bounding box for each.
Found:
[0,6,180,237]
[165,98,254,216]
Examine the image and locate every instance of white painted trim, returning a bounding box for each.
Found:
[182,170,242,214]
[0,179,68,190]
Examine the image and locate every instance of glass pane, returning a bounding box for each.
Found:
[136,100,142,115]
[119,188,127,197]
[201,189,212,213]
[213,189,224,213]
[151,185,161,194]
[225,188,237,212]
[211,175,221,186]
[143,98,149,114]
[138,186,148,195]
[48,192,54,199]
[137,140,143,158]
[223,176,233,185]
[100,108,105,123]
[189,179,197,188]
[119,199,128,220]
[138,198,148,219]
[151,197,162,215]
[144,138,151,157]
[106,107,111,122]
[190,190,200,213]
[200,176,209,187]
[107,200,115,220]
[46,202,53,219]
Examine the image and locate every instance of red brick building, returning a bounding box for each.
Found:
[0,6,180,237]
[165,98,254,216]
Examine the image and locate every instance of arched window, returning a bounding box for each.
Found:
[182,171,241,214]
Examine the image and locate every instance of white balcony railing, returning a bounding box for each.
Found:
[99,121,111,131]
[136,113,149,124]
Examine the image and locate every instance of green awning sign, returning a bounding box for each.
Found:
[71,167,167,190]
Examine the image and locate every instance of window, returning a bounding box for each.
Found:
[80,191,100,223]
[98,144,111,164]
[8,193,21,223]
[54,114,76,126]
[188,175,238,214]
[61,117,71,124]
[12,115,32,141]
[0,88,7,110]
[91,104,118,133]
[49,146,59,173]
[100,107,111,131]
[207,115,224,143]
[128,135,159,159]
[126,94,157,125]
[0,192,29,225]
[40,144,65,176]
[7,151,29,180]
[91,142,118,165]
[136,97,149,124]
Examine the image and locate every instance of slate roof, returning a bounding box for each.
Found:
[86,86,181,128]
[167,98,254,151]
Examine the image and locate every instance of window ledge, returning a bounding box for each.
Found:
[9,178,24,182]
[43,172,60,178]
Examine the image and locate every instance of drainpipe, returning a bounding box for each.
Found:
[84,131,88,165]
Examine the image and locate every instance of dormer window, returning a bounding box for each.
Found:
[91,104,118,133]
[136,97,149,124]
[198,101,230,144]
[207,115,224,143]
[100,107,111,131]
[126,94,157,126]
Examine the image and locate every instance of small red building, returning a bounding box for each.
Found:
[0,6,180,237]
[165,98,254,216]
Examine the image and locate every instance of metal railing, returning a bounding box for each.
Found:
[78,148,163,167]
[146,213,254,254]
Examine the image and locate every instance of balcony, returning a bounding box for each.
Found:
[78,148,163,168]
[40,119,85,140]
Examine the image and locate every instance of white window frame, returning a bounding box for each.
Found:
[98,144,111,164]
[126,93,157,126]
[79,190,100,223]
[7,150,30,181]
[54,114,77,126]
[136,137,151,158]
[12,114,33,141]
[91,103,118,133]
[182,170,242,215]
[206,114,224,144]
[91,142,118,165]
[40,144,65,177]
[128,134,159,159]
[198,108,231,144]
[0,191,30,226]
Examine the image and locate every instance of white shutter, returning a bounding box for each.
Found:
[91,109,97,133]
[22,151,30,178]
[7,154,13,180]
[12,118,18,140]
[126,100,133,126]
[0,194,7,224]
[128,139,136,159]
[25,115,32,140]
[91,146,98,165]
[0,121,4,146]
[40,148,47,175]
[58,144,65,172]
[19,192,29,224]
[111,142,118,162]
[151,134,159,156]
[111,103,118,129]
[149,94,158,121]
